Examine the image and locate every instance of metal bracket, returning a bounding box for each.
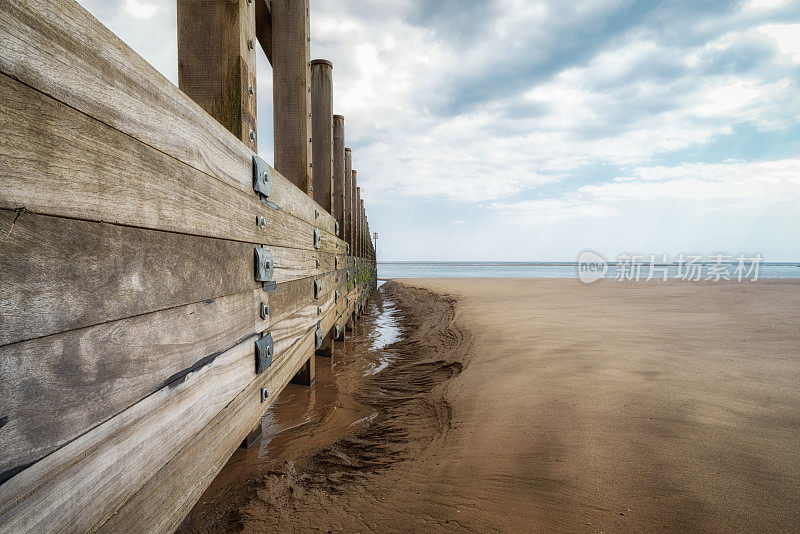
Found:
[254,246,274,282]
[255,332,273,374]
[313,228,321,249]
[314,278,322,299]
[253,155,271,197]
[262,280,277,292]
[315,327,323,349]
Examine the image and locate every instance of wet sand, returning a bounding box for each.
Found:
[181,279,800,533]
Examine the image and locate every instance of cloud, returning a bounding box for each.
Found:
[123,0,158,19]
[76,0,800,259]
[492,158,800,225]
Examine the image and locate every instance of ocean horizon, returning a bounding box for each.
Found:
[377,261,800,279]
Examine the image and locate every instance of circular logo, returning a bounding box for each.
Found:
[578,250,608,283]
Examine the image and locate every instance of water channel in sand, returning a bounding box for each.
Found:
[178,287,401,532]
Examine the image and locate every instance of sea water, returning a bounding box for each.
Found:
[378,262,800,279]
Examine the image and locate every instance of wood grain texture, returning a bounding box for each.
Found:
[0,0,337,235]
[0,209,348,346]
[345,149,353,249]
[0,290,265,481]
[98,286,356,534]
[333,116,345,239]
[310,60,333,212]
[0,213,348,484]
[0,72,340,253]
[0,286,347,533]
[356,186,362,257]
[177,0,257,148]
[271,0,312,194]
[352,170,358,255]
[0,210,254,345]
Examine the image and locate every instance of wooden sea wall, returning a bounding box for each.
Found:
[0,0,377,532]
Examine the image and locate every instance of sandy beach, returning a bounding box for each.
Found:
[182,278,800,533]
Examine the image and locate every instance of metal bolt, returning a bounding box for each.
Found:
[317,306,321,315]
[260,302,269,319]
[258,215,266,228]
[248,84,254,96]
[248,38,255,50]
[249,129,256,142]
[316,259,320,268]
[260,387,269,403]
[314,210,319,219]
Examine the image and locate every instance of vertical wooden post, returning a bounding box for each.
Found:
[356,187,362,257]
[352,170,358,256]
[272,0,312,193]
[333,116,345,237]
[291,357,315,386]
[178,0,257,149]
[311,59,333,212]
[360,198,365,259]
[316,333,334,357]
[344,148,352,248]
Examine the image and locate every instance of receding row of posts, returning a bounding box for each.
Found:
[177,0,374,259]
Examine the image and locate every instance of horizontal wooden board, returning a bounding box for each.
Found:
[0,287,346,533]
[0,264,349,480]
[0,0,338,236]
[0,73,341,254]
[0,209,347,346]
[0,290,264,480]
[98,287,358,533]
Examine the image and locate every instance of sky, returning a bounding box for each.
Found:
[77,0,800,261]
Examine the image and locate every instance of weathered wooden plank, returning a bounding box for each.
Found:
[98,287,356,533]
[0,289,340,533]
[0,257,347,482]
[310,59,333,212]
[178,0,258,147]
[356,186,362,257]
[0,209,346,346]
[0,0,338,235]
[0,72,340,252]
[271,0,312,193]
[344,148,352,248]
[0,290,266,481]
[333,116,345,238]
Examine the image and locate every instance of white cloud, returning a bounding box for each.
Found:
[493,158,800,226]
[124,0,158,19]
[75,0,800,259]
[757,23,800,62]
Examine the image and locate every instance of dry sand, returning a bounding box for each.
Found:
[182,279,800,533]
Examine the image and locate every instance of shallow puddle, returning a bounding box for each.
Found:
[180,286,401,531]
